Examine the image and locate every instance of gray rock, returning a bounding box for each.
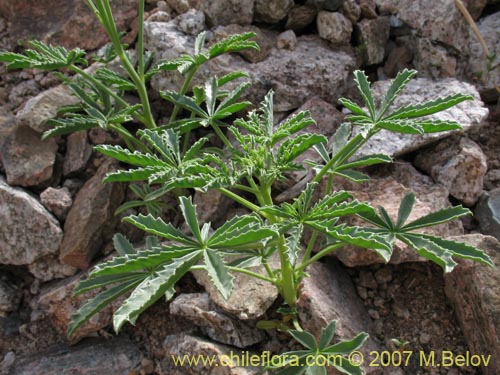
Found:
[146,21,357,112]
[254,0,293,23]
[356,17,390,65]
[162,334,262,374]
[468,11,500,101]
[15,85,79,133]
[475,188,500,241]
[176,9,205,35]
[341,0,361,23]
[170,293,266,348]
[374,0,470,52]
[0,112,15,169]
[0,177,63,266]
[63,131,92,177]
[308,0,345,11]
[10,338,142,375]
[414,136,487,206]
[40,187,73,221]
[276,30,297,51]
[201,0,254,27]
[59,160,126,269]
[0,276,21,315]
[1,125,58,187]
[444,234,500,375]
[317,11,353,45]
[166,0,190,14]
[332,163,463,266]
[285,5,317,30]
[193,189,232,225]
[353,78,489,158]
[28,254,77,282]
[297,261,382,375]
[192,261,278,320]
[414,38,457,79]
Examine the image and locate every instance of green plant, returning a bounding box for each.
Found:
[1,1,494,374]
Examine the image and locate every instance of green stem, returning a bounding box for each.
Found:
[228,267,275,283]
[212,122,232,149]
[169,67,198,123]
[298,243,344,271]
[292,316,303,331]
[137,0,145,78]
[218,188,267,218]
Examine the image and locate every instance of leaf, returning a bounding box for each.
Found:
[400,233,457,272]
[323,332,369,355]
[334,359,364,375]
[338,98,369,117]
[209,32,259,58]
[204,249,234,300]
[103,167,164,183]
[95,145,166,167]
[286,223,303,266]
[376,120,423,134]
[68,276,143,338]
[289,330,318,350]
[402,206,471,231]
[43,116,98,139]
[179,196,203,243]
[385,93,474,120]
[353,70,376,119]
[113,252,201,332]
[124,214,197,245]
[113,233,136,256]
[396,192,415,228]
[160,91,208,118]
[331,124,354,158]
[73,272,147,296]
[339,154,392,170]
[95,68,135,90]
[319,321,337,349]
[194,31,206,55]
[209,215,277,248]
[377,68,417,119]
[279,133,327,164]
[333,169,370,183]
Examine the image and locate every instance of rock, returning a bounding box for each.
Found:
[468,11,500,102]
[40,187,73,221]
[1,125,58,187]
[462,0,487,20]
[170,293,266,348]
[352,78,488,158]
[201,0,254,27]
[211,24,274,63]
[10,338,142,375]
[176,9,205,35]
[332,163,463,266]
[162,334,262,374]
[356,17,390,65]
[414,38,457,79]
[59,160,126,269]
[0,0,137,50]
[374,267,392,285]
[341,0,361,23]
[277,30,297,51]
[414,136,487,206]
[0,176,63,266]
[373,0,470,52]
[0,112,15,168]
[285,5,317,30]
[192,262,278,320]
[317,11,353,45]
[359,0,377,19]
[28,254,77,282]
[475,188,500,241]
[307,0,345,11]
[297,261,382,375]
[32,270,118,342]
[63,131,93,177]
[146,22,357,112]
[15,85,79,133]
[167,0,191,14]
[485,169,500,191]
[0,276,21,315]
[444,234,500,375]
[0,352,15,373]
[147,10,172,22]
[254,0,293,23]
[383,43,412,78]
[193,189,232,225]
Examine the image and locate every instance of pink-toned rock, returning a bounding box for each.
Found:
[40,187,73,221]
[63,131,92,177]
[1,125,58,187]
[59,160,126,269]
[444,234,500,375]
[0,0,137,50]
[297,262,382,375]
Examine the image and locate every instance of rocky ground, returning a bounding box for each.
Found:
[0,0,500,374]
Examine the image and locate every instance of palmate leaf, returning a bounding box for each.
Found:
[377,68,417,120]
[272,111,316,145]
[43,116,99,139]
[278,133,327,164]
[74,272,147,296]
[179,196,203,243]
[113,233,136,256]
[396,192,415,228]
[209,32,259,58]
[160,91,208,118]
[113,252,201,332]
[353,70,376,119]
[208,215,277,248]
[402,205,471,231]
[95,145,167,167]
[124,214,197,245]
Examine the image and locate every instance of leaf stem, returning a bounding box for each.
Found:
[228,266,275,283]
[298,243,344,271]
